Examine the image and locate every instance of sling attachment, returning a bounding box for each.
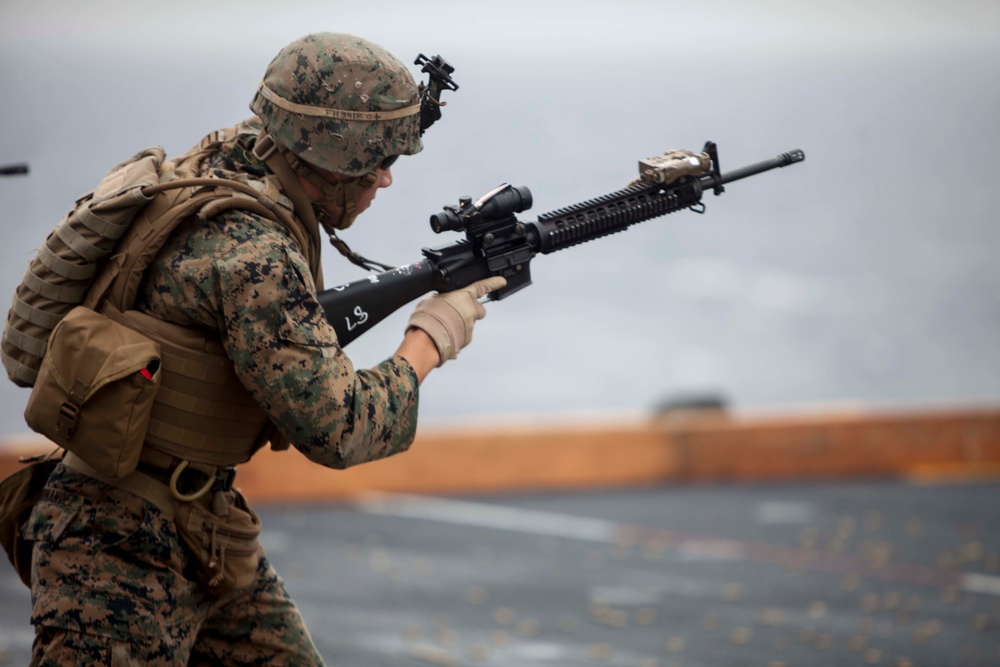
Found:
[323,229,395,273]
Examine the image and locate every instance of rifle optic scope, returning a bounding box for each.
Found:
[430,184,533,233]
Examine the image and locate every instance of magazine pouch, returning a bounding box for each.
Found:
[24,306,160,478]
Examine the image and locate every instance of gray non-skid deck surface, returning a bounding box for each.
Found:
[1,479,999,666]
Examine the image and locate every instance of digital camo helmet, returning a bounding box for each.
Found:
[250,33,423,177]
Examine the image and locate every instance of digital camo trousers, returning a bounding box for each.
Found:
[24,464,324,666]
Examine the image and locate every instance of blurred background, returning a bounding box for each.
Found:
[0,0,998,438]
[2,4,1000,663]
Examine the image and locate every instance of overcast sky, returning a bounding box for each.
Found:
[0,1,998,437]
[3,0,997,56]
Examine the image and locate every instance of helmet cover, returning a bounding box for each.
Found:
[251,33,423,176]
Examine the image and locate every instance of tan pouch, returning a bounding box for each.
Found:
[176,489,262,597]
[0,453,60,586]
[24,306,161,478]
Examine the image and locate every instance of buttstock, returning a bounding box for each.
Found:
[318,261,436,346]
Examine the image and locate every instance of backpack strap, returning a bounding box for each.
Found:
[85,175,305,314]
[251,133,324,290]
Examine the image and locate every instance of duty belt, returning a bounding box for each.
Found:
[61,452,237,517]
[136,460,237,497]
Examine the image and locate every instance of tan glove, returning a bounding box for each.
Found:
[407,276,507,366]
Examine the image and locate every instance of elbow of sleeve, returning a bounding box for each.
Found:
[299,445,352,470]
[289,433,351,470]
[336,428,417,470]
[326,453,352,471]
[307,433,371,470]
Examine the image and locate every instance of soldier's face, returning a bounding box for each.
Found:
[353,167,393,217]
[301,167,393,223]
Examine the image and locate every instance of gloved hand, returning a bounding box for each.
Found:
[406,276,507,366]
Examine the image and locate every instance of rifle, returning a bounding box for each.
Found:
[0,163,29,176]
[318,142,805,346]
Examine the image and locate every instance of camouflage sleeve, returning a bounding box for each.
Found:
[210,219,419,469]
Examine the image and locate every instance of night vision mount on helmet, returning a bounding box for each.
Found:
[414,53,459,136]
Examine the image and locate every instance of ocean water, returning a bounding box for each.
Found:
[0,2,997,439]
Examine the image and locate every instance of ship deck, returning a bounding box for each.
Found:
[2,477,998,666]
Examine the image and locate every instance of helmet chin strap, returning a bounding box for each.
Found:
[272,144,393,272]
[279,147,378,231]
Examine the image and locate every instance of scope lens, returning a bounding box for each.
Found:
[430,210,463,233]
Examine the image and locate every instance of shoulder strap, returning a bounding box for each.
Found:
[84,176,303,313]
[251,133,324,290]
[81,123,327,314]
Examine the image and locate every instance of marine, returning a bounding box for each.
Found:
[15,32,504,665]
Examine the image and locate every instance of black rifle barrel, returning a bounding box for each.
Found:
[702,149,804,189]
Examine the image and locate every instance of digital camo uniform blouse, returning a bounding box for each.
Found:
[135,126,419,469]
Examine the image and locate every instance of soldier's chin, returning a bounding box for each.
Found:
[313,203,345,228]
